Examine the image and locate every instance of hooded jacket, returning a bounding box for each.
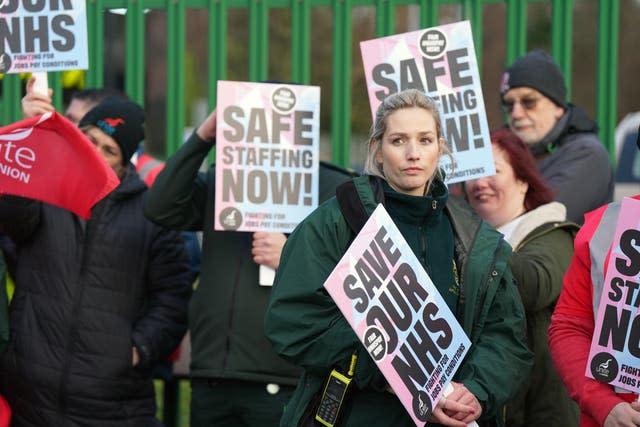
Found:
[0,165,192,427]
[531,104,613,224]
[265,175,532,426]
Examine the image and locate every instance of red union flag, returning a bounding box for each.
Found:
[0,112,119,219]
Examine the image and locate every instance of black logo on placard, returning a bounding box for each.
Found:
[419,29,447,59]
[590,352,618,383]
[0,52,12,73]
[272,86,296,114]
[219,207,243,231]
[413,390,432,421]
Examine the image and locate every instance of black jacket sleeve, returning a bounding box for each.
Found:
[132,224,193,367]
[0,195,41,243]
[143,132,213,231]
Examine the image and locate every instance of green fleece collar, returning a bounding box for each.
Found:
[381,179,448,226]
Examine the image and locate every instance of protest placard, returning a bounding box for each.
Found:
[323,204,471,425]
[215,80,320,233]
[360,20,493,183]
[587,197,640,392]
[0,0,87,73]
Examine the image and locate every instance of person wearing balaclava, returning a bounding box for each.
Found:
[500,50,614,224]
[549,126,640,427]
[0,97,193,427]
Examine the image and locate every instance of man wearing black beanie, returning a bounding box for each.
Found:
[500,49,614,224]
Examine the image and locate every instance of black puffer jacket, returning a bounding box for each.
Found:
[0,165,193,427]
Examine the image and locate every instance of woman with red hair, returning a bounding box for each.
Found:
[464,128,580,427]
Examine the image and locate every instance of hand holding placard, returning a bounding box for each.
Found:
[439,383,479,427]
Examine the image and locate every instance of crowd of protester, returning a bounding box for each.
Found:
[0,48,634,427]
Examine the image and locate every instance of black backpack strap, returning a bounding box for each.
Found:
[335,176,385,234]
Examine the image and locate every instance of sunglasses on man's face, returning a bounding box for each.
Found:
[501,96,542,114]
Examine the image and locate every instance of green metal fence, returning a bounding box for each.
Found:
[0,0,620,167]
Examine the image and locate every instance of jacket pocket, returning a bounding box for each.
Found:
[297,390,322,427]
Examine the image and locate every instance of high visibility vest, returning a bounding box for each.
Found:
[589,202,622,316]
[135,152,165,187]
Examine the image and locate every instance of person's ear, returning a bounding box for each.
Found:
[371,139,382,162]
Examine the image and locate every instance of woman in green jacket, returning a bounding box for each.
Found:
[464,128,579,427]
[265,89,532,427]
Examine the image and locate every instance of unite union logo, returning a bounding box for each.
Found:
[590,352,618,383]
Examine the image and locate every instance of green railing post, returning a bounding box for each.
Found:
[420,0,439,28]
[125,0,146,105]
[209,0,228,100]
[51,72,63,111]
[166,0,186,156]
[551,0,573,99]
[249,0,269,82]
[331,0,352,167]
[86,0,105,88]
[1,75,22,124]
[505,0,527,65]
[291,0,311,84]
[376,0,395,37]
[462,0,483,69]
[596,0,619,160]
[207,0,228,165]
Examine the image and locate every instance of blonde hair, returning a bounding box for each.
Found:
[363,89,452,193]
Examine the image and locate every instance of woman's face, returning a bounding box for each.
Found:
[374,107,442,196]
[84,126,125,178]
[464,144,528,228]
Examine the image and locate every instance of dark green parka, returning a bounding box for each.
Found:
[502,202,580,427]
[265,175,533,426]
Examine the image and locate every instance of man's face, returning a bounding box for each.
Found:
[65,98,96,125]
[502,87,564,145]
